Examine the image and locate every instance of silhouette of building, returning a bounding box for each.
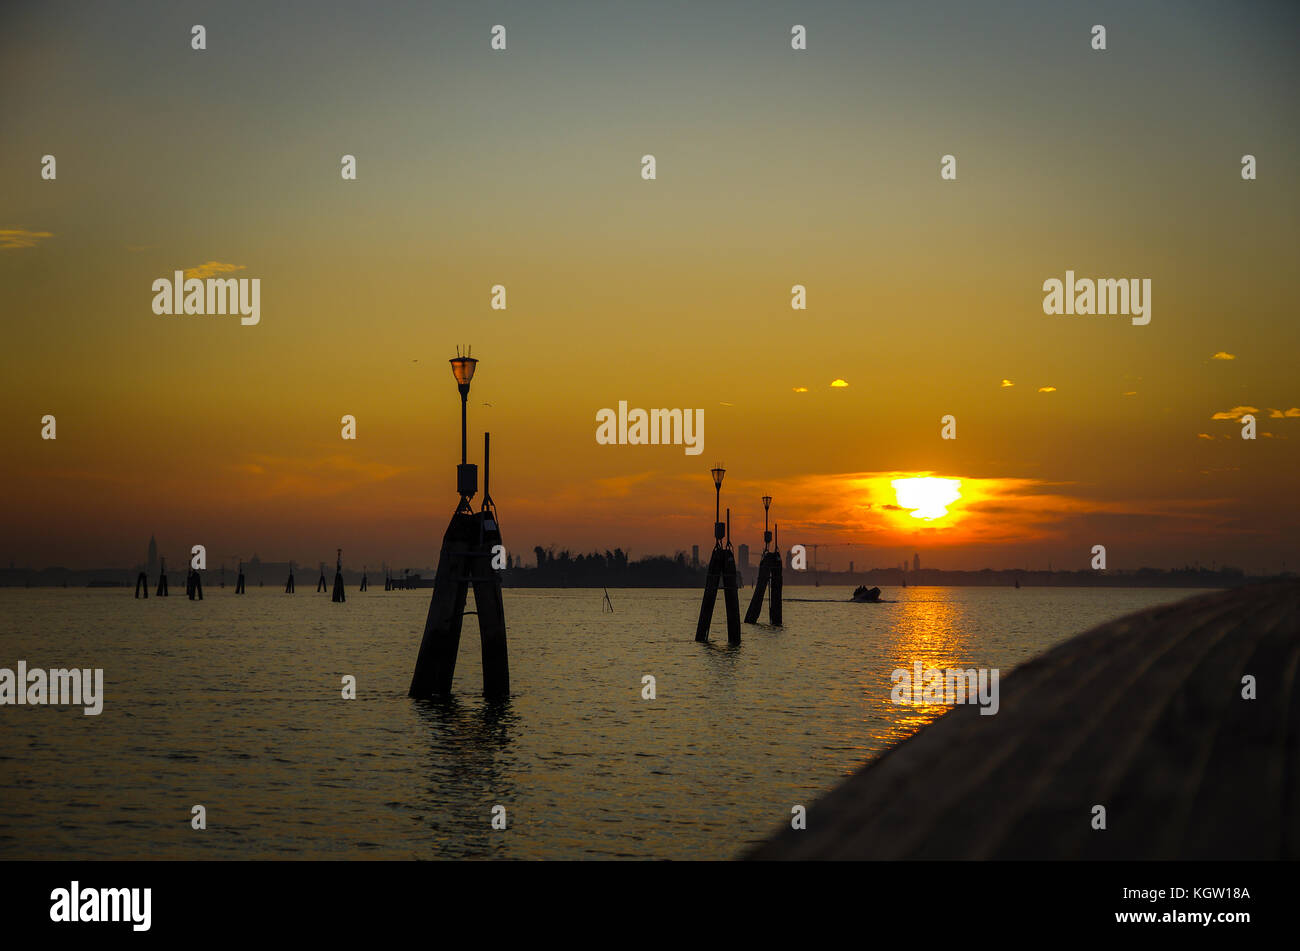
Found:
[913,553,920,572]
[738,544,750,571]
[691,545,700,569]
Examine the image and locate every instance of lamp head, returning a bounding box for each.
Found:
[449,347,478,391]
[710,465,726,490]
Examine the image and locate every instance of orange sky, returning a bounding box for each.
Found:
[2,1,1297,572]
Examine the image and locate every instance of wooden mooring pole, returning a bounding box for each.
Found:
[744,497,783,625]
[409,352,510,700]
[331,549,346,603]
[696,466,741,644]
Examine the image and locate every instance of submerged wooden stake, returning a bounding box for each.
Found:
[409,508,510,699]
[744,549,783,625]
[331,549,346,603]
[410,429,509,700]
[697,546,741,644]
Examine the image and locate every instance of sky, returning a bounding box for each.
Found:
[2,0,1298,573]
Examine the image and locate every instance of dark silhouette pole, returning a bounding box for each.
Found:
[156,557,169,597]
[134,571,148,598]
[696,464,741,643]
[332,549,346,603]
[317,562,327,593]
[409,348,510,699]
[235,559,246,594]
[360,566,368,592]
[745,494,783,625]
[285,560,295,594]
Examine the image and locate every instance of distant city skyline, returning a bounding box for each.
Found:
[0,530,1285,578]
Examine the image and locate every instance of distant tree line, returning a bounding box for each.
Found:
[509,547,703,587]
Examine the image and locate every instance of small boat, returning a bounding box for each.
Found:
[852,585,882,603]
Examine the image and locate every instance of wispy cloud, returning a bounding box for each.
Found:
[1211,405,1258,420]
[226,453,411,499]
[792,386,808,394]
[0,228,53,249]
[1000,379,1015,388]
[1212,351,1235,360]
[830,379,848,388]
[1267,407,1300,418]
[1038,386,1056,393]
[184,261,246,280]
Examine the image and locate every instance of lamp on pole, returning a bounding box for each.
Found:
[710,464,726,548]
[762,494,773,552]
[449,347,479,508]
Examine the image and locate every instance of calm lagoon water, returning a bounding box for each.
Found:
[0,585,1209,859]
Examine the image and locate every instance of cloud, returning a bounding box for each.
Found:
[830,379,848,388]
[184,261,246,280]
[1037,386,1056,393]
[1211,405,1258,420]
[1212,352,1235,360]
[0,229,53,249]
[792,386,808,393]
[592,471,659,498]
[225,453,411,499]
[1267,407,1300,418]
[1000,379,1015,388]
[1197,433,1214,440]
[1123,391,1138,396]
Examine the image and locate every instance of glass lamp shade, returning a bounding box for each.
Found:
[449,356,478,386]
[710,466,726,488]
[762,495,772,510]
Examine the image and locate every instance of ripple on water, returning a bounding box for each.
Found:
[0,586,1207,858]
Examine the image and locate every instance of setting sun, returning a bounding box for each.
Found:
[892,477,963,520]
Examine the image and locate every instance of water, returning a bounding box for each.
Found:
[0,585,1209,859]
